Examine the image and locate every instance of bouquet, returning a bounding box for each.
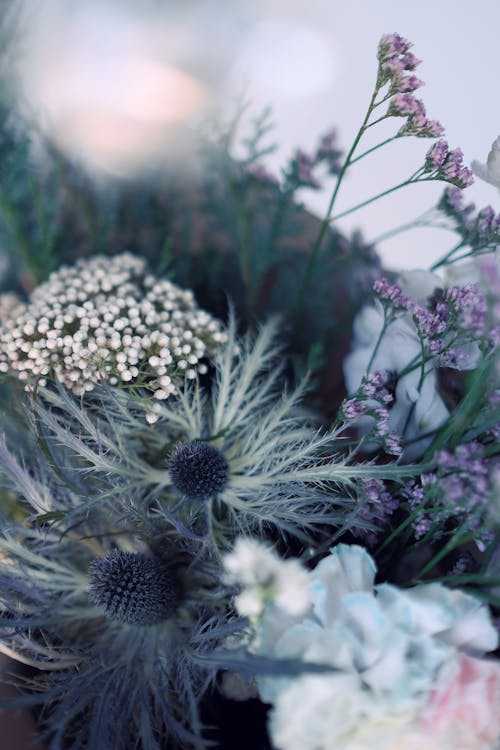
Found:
[0,11,498,750]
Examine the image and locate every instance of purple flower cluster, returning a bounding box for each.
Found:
[286,148,322,189]
[376,33,443,137]
[283,129,344,190]
[404,442,497,547]
[373,276,488,367]
[315,128,343,175]
[377,34,421,90]
[438,187,500,248]
[247,163,280,186]
[423,140,474,188]
[352,478,399,547]
[340,370,402,455]
[388,93,444,138]
[373,277,413,309]
[446,283,488,337]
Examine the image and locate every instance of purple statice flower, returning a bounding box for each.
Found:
[423,141,474,188]
[315,128,343,175]
[438,186,477,230]
[397,74,424,93]
[389,98,444,138]
[284,148,321,189]
[411,284,488,366]
[377,33,412,62]
[403,480,437,539]
[388,93,425,117]
[446,283,488,338]
[376,33,441,136]
[400,51,421,70]
[247,163,280,186]
[425,140,449,171]
[373,276,488,368]
[437,188,500,250]
[373,277,413,310]
[339,370,402,456]
[404,443,498,547]
[352,478,399,547]
[377,34,424,96]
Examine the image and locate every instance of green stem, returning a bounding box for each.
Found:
[348,137,397,166]
[295,83,381,312]
[331,173,429,221]
[371,207,437,244]
[366,114,390,129]
[430,240,466,270]
[366,310,390,374]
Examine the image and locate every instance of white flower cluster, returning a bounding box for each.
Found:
[224,538,312,618]
[250,544,499,750]
[0,253,226,400]
[0,292,25,321]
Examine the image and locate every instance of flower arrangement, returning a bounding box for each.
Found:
[0,20,498,750]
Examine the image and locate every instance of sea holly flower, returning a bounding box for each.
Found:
[167,440,229,502]
[0,253,226,398]
[0,518,238,748]
[89,550,180,626]
[23,319,375,558]
[472,135,500,190]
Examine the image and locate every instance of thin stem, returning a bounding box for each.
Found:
[331,173,431,222]
[371,206,438,244]
[366,310,390,374]
[295,83,381,311]
[430,240,466,270]
[366,114,390,129]
[348,136,397,166]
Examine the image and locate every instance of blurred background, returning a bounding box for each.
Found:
[4,0,500,273]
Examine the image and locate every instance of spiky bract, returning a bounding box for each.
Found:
[89,550,179,626]
[167,440,229,501]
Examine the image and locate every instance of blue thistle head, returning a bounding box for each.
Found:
[167,440,229,501]
[89,550,179,626]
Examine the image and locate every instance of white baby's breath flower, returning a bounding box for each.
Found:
[0,253,226,400]
[224,538,312,618]
[472,136,500,191]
